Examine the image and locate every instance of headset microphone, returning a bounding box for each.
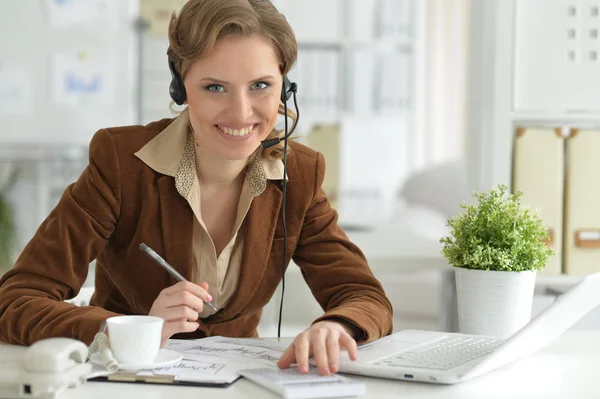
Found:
[261,79,298,150]
[260,139,280,149]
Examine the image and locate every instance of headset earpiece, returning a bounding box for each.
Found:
[262,76,298,150]
[168,58,187,105]
[281,75,293,103]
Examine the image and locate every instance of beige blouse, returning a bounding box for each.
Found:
[135,108,284,317]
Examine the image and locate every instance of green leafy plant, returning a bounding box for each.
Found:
[440,184,553,272]
[0,167,18,268]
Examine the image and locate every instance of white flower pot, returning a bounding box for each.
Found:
[454,267,537,338]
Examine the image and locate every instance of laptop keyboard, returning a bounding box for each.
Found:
[373,336,505,370]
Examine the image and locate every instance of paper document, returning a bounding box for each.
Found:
[170,336,288,367]
[166,337,366,396]
[87,355,243,385]
[152,358,241,384]
[89,337,289,386]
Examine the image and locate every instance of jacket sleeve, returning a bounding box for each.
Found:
[0,129,123,345]
[292,152,393,343]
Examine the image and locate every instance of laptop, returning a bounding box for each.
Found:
[338,272,600,384]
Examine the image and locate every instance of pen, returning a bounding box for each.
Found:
[139,242,218,312]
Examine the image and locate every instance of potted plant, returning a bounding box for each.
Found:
[440,184,553,338]
[0,165,18,272]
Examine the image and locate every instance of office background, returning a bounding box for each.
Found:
[1,0,599,335]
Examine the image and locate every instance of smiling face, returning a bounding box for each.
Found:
[183,34,283,161]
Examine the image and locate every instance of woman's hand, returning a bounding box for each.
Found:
[148,280,212,346]
[277,320,359,376]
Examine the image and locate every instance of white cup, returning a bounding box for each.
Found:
[106,315,163,366]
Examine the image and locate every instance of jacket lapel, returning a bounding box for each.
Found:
[156,175,194,282]
[214,181,282,320]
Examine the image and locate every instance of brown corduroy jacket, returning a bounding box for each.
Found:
[0,117,393,346]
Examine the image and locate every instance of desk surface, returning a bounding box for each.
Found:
[64,331,600,399]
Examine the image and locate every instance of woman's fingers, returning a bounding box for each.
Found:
[326,333,341,373]
[277,344,296,369]
[150,280,213,346]
[311,328,331,376]
[153,281,214,314]
[157,305,199,322]
[160,290,205,313]
[277,324,360,377]
[160,281,213,303]
[164,319,200,336]
[161,319,200,346]
[340,333,359,361]
[294,335,311,373]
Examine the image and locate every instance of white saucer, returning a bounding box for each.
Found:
[91,349,183,371]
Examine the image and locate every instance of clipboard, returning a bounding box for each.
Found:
[88,372,240,388]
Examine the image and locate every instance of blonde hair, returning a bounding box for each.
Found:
[167,0,298,160]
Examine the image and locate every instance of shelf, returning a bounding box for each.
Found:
[342,38,414,49]
[298,39,414,52]
[536,274,583,286]
[0,144,87,162]
[511,112,600,127]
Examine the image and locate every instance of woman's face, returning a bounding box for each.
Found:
[183,34,283,161]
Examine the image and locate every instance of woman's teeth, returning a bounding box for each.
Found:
[218,125,254,136]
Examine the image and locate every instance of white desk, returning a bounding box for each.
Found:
[63,331,599,399]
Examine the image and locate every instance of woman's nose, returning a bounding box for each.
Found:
[229,92,253,121]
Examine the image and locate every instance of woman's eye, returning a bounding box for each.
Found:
[205,84,225,92]
[251,82,270,90]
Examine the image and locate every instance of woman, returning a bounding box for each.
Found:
[0,0,392,376]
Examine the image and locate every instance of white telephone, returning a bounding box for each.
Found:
[0,337,92,398]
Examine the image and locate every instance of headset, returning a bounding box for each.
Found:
[168,58,299,338]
